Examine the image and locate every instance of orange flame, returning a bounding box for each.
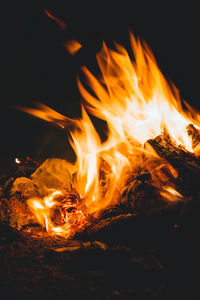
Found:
[64,40,83,55]
[17,32,200,236]
[44,8,66,30]
[16,103,72,129]
[27,190,87,237]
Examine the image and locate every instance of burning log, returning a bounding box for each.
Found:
[187,124,200,157]
[145,133,200,198]
[0,126,198,238]
[0,122,199,240]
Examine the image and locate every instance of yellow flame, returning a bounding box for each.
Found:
[160,186,183,202]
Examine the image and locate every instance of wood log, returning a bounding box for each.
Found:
[144,133,200,198]
[187,124,200,156]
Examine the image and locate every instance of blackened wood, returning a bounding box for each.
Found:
[187,124,200,156]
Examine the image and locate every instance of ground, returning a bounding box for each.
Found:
[0,206,200,299]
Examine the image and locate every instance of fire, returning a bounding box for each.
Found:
[27,190,87,237]
[15,33,200,237]
[64,40,83,55]
[160,186,183,202]
[44,8,66,30]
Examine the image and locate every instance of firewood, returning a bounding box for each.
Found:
[146,134,200,172]
[1,125,200,236]
[187,124,200,157]
[145,133,200,198]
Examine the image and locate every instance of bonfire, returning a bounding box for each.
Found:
[1,31,200,242]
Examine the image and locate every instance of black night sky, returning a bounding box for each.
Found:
[1,2,200,173]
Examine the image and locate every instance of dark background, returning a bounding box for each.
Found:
[1,2,200,173]
[1,4,200,299]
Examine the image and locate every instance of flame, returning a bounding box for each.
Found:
[64,40,83,55]
[27,190,87,237]
[44,8,66,30]
[16,103,72,129]
[78,36,199,152]
[16,32,200,237]
[160,186,183,202]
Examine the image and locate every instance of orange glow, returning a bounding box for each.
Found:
[64,40,83,55]
[27,190,87,237]
[160,186,183,202]
[15,158,21,164]
[16,32,200,237]
[44,8,66,30]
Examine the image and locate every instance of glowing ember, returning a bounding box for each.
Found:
[27,190,87,237]
[14,32,200,238]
